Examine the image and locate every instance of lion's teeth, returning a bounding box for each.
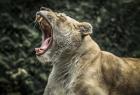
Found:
[38,17,43,23]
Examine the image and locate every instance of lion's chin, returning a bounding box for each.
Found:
[36,50,52,64]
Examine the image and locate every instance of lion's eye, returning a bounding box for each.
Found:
[57,13,66,17]
[57,13,66,22]
[47,14,53,21]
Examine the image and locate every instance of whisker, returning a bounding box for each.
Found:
[28,21,35,27]
[33,22,38,29]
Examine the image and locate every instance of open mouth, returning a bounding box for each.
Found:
[35,15,53,56]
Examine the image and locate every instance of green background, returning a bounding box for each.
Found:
[0,0,140,95]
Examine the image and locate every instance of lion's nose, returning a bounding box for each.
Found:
[36,11,47,17]
[36,11,42,16]
[40,7,52,11]
[36,10,49,17]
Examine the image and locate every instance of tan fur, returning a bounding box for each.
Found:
[35,8,140,95]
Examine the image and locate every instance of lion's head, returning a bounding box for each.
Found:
[35,7,93,63]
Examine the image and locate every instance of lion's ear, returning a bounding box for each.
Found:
[78,22,93,35]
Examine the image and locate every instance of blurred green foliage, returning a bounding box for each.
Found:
[0,0,140,95]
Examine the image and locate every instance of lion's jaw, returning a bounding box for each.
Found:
[35,9,83,64]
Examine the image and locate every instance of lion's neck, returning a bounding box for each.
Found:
[52,54,78,87]
[51,35,101,87]
[76,35,101,56]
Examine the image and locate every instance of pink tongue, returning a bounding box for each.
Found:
[41,38,51,49]
[35,38,51,55]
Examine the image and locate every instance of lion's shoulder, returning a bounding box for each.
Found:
[122,57,140,67]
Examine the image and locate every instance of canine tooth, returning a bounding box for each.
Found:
[38,17,43,22]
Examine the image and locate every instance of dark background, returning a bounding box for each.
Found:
[0,0,140,95]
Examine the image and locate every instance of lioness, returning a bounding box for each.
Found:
[35,7,140,95]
